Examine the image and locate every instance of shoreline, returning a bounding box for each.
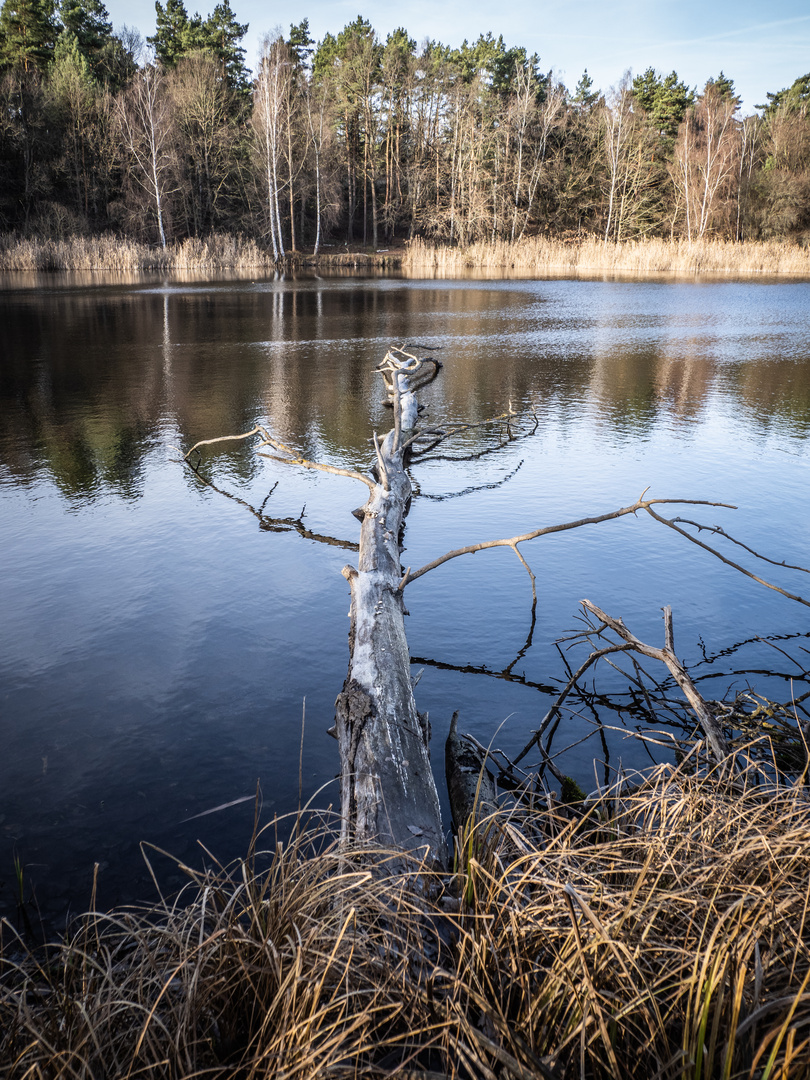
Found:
[2,232,810,280]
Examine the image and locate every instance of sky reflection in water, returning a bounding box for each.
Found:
[1,273,809,929]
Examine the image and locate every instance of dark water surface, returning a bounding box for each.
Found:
[1,272,809,929]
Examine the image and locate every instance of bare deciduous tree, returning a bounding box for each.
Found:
[116,64,176,247]
[252,33,291,259]
[673,83,740,240]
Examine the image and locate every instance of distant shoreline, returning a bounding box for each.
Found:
[2,233,809,278]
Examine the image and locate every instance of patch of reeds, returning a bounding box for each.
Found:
[0,233,277,272]
[405,235,810,278]
[2,764,809,1078]
[4,232,809,278]
[0,233,406,273]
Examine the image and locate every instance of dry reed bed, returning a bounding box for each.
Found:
[3,233,810,277]
[405,236,810,277]
[0,233,392,272]
[2,764,809,1079]
[0,234,276,272]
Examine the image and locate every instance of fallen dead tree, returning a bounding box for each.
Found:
[182,346,810,862]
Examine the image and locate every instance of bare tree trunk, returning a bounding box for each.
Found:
[334,352,446,864]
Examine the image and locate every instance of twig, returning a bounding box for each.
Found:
[673,517,810,574]
[184,424,267,460]
[511,542,537,607]
[644,505,810,608]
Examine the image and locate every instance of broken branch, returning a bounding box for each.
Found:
[580,600,730,764]
[643,505,810,609]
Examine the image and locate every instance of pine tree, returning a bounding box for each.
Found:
[632,68,693,138]
[760,72,810,115]
[0,0,57,71]
[147,0,189,67]
[572,69,599,111]
[200,0,248,91]
[288,17,312,70]
[704,71,740,108]
[58,0,111,61]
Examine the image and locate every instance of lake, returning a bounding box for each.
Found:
[1,270,809,930]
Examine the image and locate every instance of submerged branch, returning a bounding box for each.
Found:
[179,464,358,550]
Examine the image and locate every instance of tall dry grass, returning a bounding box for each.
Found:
[2,763,809,1078]
[0,233,277,272]
[4,232,810,278]
[0,233,400,273]
[405,235,810,278]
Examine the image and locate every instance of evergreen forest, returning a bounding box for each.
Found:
[1,0,809,252]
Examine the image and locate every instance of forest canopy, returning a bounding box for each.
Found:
[1,0,809,250]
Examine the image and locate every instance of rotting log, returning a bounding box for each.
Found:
[333,349,447,865]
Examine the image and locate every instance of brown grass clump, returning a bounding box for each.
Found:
[2,765,809,1078]
[405,236,810,278]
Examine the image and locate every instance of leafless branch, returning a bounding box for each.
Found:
[399,493,735,589]
[257,432,376,492]
[406,406,536,458]
[580,601,731,764]
[643,505,810,608]
[673,518,810,574]
[182,423,377,493]
[253,451,375,491]
[184,424,268,460]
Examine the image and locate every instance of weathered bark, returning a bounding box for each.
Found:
[333,351,447,865]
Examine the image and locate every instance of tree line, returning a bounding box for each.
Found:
[1,0,809,251]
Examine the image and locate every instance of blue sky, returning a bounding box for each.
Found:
[108,0,810,113]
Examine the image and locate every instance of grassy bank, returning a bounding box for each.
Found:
[2,763,809,1078]
[405,235,810,277]
[2,232,810,277]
